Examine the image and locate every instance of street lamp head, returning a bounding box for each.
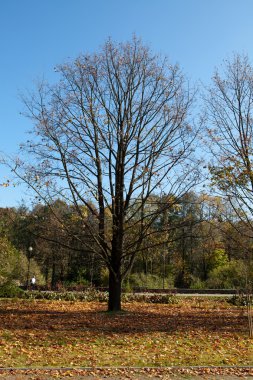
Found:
[28,246,33,252]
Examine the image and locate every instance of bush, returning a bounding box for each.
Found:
[125,273,174,290]
[122,293,179,304]
[23,288,109,302]
[0,237,22,285]
[189,277,206,290]
[206,260,249,289]
[20,289,178,304]
[0,282,24,298]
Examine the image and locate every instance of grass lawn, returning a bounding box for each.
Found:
[0,297,252,368]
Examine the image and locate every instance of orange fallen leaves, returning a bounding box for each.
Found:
[0,298,251,369]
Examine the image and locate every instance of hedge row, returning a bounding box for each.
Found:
[0,283,251,306]
[0,284,179,304]
[23,289,179,304]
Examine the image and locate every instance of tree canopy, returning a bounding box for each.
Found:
[13,37,199,310]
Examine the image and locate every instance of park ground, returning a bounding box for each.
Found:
[0,367,252,379]
[0,297,252,378]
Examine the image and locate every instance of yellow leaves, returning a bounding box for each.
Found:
[61,370,74,377]
[0,180,10,187]
[0,299,251,368]
[210,160,253,190]
[104,207,112,218]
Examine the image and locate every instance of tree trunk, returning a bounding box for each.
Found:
[108,210,123,311]
[108,269,122,312]
[51,261,56,289]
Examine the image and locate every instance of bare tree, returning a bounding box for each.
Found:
[14,37,198,311]
[205,54,253,291]
[206,54,253,215]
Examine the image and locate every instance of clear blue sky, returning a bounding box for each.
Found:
[1,0,253,207]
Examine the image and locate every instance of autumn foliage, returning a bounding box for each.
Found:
[0,298,251,369]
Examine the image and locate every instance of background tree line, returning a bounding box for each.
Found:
[0,191,252,292]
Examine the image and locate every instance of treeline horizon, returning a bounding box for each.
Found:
[0,190,252,291]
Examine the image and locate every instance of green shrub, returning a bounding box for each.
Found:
[125,273,173,290]
[189,277,206,290]
[206,260,249,289]
[208,248,229,272]
[0,282,24,298]
[0,237,22,285]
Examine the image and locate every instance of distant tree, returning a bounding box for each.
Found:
[169,192,202,287]
[30,200,99,288]
[206,54,253,283]
[0,236,21,285]
[206,54,253,227]
[13,37,198,311]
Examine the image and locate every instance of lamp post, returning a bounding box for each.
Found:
[26,246,33,288]
[162,249,166,290]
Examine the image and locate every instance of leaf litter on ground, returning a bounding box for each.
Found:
[0,298,252,373]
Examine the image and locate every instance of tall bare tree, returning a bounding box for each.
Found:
[14,37,197,310]
[206,54,253,287]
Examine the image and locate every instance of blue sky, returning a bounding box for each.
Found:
[1,0,253,207]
